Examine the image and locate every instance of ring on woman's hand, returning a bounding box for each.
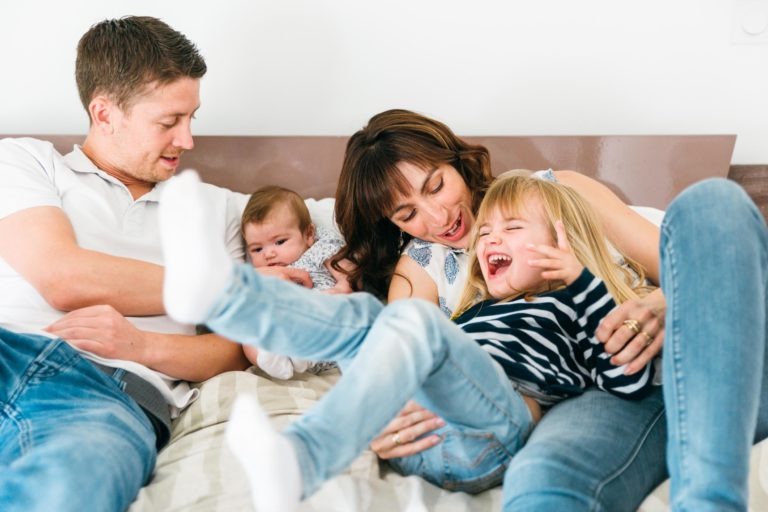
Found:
[392,432,402,446]
[623,319,641,334]
[639,330,653,346]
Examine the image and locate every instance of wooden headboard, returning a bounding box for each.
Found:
[7,134,736,210]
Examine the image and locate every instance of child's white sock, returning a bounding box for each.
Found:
[159,170,234,324]
[226,394,302,512]
[257,350,296,380]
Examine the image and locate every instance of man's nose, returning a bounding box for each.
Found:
[173,122,194,151]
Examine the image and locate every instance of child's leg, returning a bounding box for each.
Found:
[159,171,233,324]
[225,394,301,512]
[230,299,533,501]
[161,173,531,500]
[203,263,385,361]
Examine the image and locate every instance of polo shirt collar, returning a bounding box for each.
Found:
[62,145,165,202]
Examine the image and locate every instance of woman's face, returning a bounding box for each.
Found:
[388,161,474,249]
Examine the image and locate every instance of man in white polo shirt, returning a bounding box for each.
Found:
[0,16,310,512]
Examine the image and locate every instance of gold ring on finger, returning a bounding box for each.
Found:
[623,319,641,334]
[640,330,653,347]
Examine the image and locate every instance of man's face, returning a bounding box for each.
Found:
[98,77,200,184]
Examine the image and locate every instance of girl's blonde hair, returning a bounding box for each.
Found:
[454,172,653,316]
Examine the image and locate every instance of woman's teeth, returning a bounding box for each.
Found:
[444,217,461,236]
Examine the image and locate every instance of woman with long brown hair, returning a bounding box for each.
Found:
[330,108,768,510]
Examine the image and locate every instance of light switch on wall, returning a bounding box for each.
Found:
[732,0,768,44]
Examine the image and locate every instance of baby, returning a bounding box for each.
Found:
[241,185,346,379]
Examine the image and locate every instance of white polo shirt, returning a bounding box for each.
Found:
[0,137,247,413]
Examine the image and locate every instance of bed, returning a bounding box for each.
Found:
[16,133,768,511]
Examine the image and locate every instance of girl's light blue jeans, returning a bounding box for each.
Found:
[0,328,157,512]
[205,279,535,498]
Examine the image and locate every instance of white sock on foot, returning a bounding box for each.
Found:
[159,170,234,324]
[226,394,302,512]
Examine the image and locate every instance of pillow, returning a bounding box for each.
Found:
[305,197,339,234]
[630,205,665,227]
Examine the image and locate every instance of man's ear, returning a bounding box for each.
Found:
[88,95,116,135]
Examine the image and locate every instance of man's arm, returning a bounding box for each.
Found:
[45,304,250,381]
[0,206,166,315]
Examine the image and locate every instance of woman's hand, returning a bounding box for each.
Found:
[369,401,445,459]
[596,288,666,375]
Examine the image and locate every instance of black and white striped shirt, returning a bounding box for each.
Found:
[454,269,655,406]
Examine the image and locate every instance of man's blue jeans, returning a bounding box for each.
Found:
[205,279,535,498]
[0,328,157,512]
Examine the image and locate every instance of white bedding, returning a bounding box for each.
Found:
[129,369,768,512]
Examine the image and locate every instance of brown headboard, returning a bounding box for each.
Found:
[7,134,735,210]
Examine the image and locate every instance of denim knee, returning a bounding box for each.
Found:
[666,178,760,233]
[389,425,510,494]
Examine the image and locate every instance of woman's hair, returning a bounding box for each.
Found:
[76,16,207,115]
[332,109,493,298]
[455,173,653,315]
[241,185,312,237]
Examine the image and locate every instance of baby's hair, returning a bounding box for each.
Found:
[241,186,312,236]
[454,173,653,316]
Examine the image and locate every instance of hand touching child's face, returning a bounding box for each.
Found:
[244,204,315,268]
[475,196,555,299]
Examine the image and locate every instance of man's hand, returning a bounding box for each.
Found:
[45,304,149,362]
[45,304,250,381]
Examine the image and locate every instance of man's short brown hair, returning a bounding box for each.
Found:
[75,16,207,114]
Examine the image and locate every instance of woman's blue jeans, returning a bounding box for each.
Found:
[660,178,767,511]
[0,328,157,512]
[205,279,535,498]
[503,178,768,511]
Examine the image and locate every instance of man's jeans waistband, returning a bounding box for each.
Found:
[92,362,172,450]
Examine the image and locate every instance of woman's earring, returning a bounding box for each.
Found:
[398,230,404,249]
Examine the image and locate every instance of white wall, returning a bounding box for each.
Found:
[1,0,766,163]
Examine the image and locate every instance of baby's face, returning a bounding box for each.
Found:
[244,206,314,268]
